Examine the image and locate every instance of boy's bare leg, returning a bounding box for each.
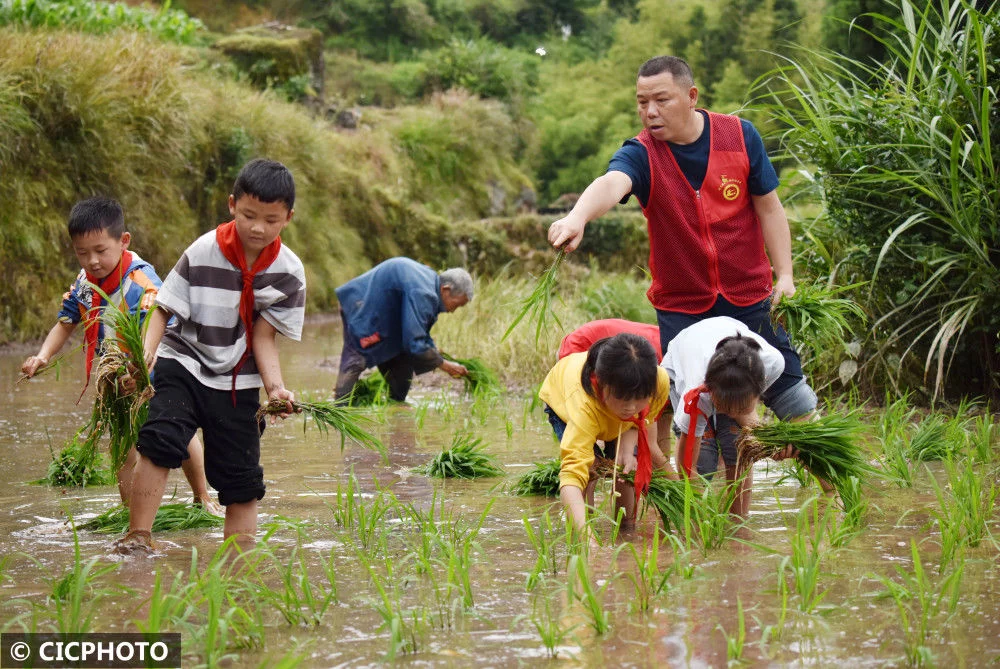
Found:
[224,500,258,548]
[117,447,139,505]
[181,435,222,515]
[121,455,170,547]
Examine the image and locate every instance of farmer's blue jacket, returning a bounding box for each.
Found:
[336,257,445,367]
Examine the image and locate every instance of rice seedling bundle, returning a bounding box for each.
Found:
[79,503,223,534]
[906,414,954,461]
[770,282,866,352]
[739,413,872,486]
[501,248,565,344]
[257,397,386,456]
[37,427,113,487]
[507,458,561,496]
[91,297,155,473]
[345,371,389,406]
[414,433,505,479]
[622,471,688,534]
[442,354,503,398]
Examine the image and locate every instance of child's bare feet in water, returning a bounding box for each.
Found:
[110,529,154,557]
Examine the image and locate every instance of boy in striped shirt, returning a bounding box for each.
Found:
[117,159,306,553]
[21,197,216,511]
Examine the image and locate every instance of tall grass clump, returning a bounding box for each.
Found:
[761,0,1000,399]
[906,414,954,462]
[0,0,205,44]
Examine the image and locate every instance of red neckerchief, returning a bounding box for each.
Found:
[592,373,653,497]
[80,250,133,397]
[215,221,281,404]
[681,383,710,477]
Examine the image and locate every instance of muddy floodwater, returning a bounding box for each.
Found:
[1,316,998,667]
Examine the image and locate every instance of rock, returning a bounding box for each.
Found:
[213,24,324,98]
[335,108,361,129]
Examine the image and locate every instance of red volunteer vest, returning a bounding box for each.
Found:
[637,111,773,313]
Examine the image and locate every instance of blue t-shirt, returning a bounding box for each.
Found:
[608,110,779,208]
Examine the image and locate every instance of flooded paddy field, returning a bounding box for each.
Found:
[1,317,998,667]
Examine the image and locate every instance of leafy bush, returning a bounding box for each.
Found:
[0,0,204,43]
[421,38,539,104]
[762,0,1000,399]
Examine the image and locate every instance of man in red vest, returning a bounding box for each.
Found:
[548,55,816,478]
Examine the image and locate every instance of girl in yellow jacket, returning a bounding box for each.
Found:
[538,333,672,531]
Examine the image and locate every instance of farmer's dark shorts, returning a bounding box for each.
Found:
[137,357,266,506]
[544,404,617,460]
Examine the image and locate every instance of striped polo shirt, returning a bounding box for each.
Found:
[155,230,306,391]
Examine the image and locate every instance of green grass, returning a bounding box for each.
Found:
[907,414,957,462]
[79,503,223,534]
[413,433,505,479]
[771,280,867,354]
[0,0,205,44]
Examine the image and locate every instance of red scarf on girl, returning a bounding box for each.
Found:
[215,221,281,402]
[81,250,134,394]
[681,383,710,477]
[593,373,653,496]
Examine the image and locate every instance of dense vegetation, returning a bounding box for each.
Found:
[1,0,997,399]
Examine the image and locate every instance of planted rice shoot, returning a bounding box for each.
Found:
[414,433,505,479]
[739,413,873,489]
[624,470,688,535]
[442,353,503,398]
[257,397,385,457]
[345,372,389,407]
[508,458,561,497]
[907,414,954,462]
[37,427,113,487]
[502,248,565,344]
[771,281,866,353]
[79,503,223,534]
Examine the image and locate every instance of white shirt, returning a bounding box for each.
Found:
[662,316,784,435]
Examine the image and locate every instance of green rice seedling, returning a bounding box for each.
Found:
[37,426,113,487]
[770,280,866,354]
[774,459,812,488]
[523,508,564,591]
[929,457,998,571]
[907,414,954,462]
[366,560,423,659]
[875,394,917,486]
[968,413,997,463]
[502,248,566,344]
[251,540,338,626]
[739,413,873,491]
[414,401,431,429]
[79,502,223,533]
[519,589,577,659]
[828,475,867,547]
[257,396,386,457]
[442,353,504,399]
[872,540,964,667]
[329,470,361,530]
[48,522,121,633]
[414,432,505,479]
[133,568,198,635]
[504,414,515,439]
[717,596,747,665]
[620,531,674,613]
[15,341,84,385]
[565,553,611,635]
[352,488,395,559]
[780,496,833,613]
[508,458,561,497]
[344,371,389,406]
[628,471,688,535]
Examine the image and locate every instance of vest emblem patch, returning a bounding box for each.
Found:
[719,175,743,201]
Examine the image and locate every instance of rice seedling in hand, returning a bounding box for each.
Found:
[90,296,155,473]
[16,342,84,385]
[344,372,389,407]
[413,433,505,479]
[508,458,561,497]
[257,396,385,457]
[442,353,503,398]
[501,248,565,344]
[623,470,688,535]
[738,413,873,489]
[37,427,113,487]
[770,281,866,353]
[79,502,223,534]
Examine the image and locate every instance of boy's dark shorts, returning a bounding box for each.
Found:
[137,357,266,506]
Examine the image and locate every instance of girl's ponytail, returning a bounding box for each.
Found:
[704,333,766,413]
